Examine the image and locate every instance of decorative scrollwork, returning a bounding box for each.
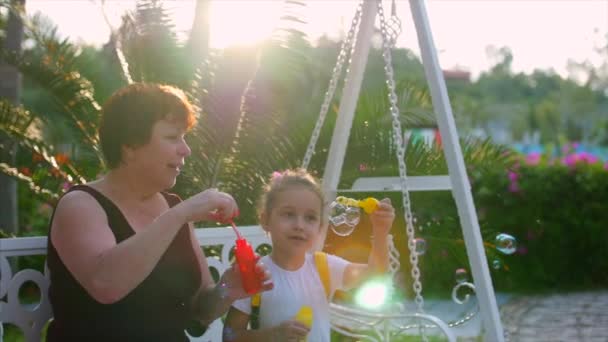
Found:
[0,252,52,342]
[330,303,456,342]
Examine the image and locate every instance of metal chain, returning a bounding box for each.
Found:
[301,0,364,169]
[385,0,402,48]
[376,0,426,315]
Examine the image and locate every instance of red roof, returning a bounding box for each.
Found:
[443,69,471,81]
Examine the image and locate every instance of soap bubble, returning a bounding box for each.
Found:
[495,234,517,255]
[414,238,427,255]
[329,202,347,220]
[344,206,361,226]
[328,213,347,227]
[331,222,355,236]
[455,268,468,283]
[329,201,359,236]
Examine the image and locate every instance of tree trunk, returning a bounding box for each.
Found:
[0,0,25,235]
[187,0,210,65]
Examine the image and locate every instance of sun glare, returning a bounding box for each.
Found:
[355,280,390,310]
[207,1,281,49]
[25,0,608,78]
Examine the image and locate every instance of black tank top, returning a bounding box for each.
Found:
[46,185,202,341]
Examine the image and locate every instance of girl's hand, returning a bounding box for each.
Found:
[369,198,395,237]
[175,188,239,223]
[218,257,273,301]
[272,320,310,342]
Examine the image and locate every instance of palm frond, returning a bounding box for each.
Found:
[0,163,59,202]
[0,11,105,168]
[2,47,103,159]
[177,54,225,194]
[218,0,315,220]
[0,100,88,185]
[115,0,190,87]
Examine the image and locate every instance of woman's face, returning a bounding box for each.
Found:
[125,118,191,190]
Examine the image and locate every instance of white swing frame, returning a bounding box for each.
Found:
[316,1,505,341]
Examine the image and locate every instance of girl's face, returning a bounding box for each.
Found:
[125,119,191,190]
[263,186,323,256]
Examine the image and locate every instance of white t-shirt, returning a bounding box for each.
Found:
[232,253,349,342]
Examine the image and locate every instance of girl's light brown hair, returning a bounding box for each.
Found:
[257,168,326,222]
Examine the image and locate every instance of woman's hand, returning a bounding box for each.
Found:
[271,320,310,342]
[175,188,239,223]
[369,198,395,237]
[218,257,274,301]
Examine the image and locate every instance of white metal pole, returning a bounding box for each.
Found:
[408,0,505,341]
[317,0,377,250]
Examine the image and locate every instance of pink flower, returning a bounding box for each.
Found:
[271,171,284,181]
[508,171,518,182]
[525,152,541,165]
[578,152,598,164]
[512,161,521,170]
[526,230,536,241]
[561,154,579,167]
[562,152,600,167]
[516,245,528,255]
[62,182,72,191]
[37,203,53,216]
[604,162,608,171]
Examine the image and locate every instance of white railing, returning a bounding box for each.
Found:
[0,226,270,342]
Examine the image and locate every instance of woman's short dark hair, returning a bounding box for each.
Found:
[99,83,196,169]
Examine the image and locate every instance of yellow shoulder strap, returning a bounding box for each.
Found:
[314,251,331,299]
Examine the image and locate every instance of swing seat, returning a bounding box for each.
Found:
[344,175,453,192]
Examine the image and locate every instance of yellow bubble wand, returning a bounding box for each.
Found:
[334,196,379,214]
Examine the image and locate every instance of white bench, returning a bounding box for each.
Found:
[0,226,270,342]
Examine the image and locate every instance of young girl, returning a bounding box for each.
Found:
[223,168,395,342]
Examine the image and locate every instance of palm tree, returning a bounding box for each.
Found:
[0,0,513,229]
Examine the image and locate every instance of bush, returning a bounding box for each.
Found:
[476,154,608,292]
[412,152,608,295]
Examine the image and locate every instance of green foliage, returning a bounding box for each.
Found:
[0,7,112,202]
[402,153,608,296]
[116,0,192,87]
[477,156,608,292]
[219,1,318,222]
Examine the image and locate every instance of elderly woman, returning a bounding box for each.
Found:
[46,83,272,341]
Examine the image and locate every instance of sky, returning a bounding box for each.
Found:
[25,0,608,79]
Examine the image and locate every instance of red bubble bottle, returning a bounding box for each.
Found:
[230,221,263,294]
